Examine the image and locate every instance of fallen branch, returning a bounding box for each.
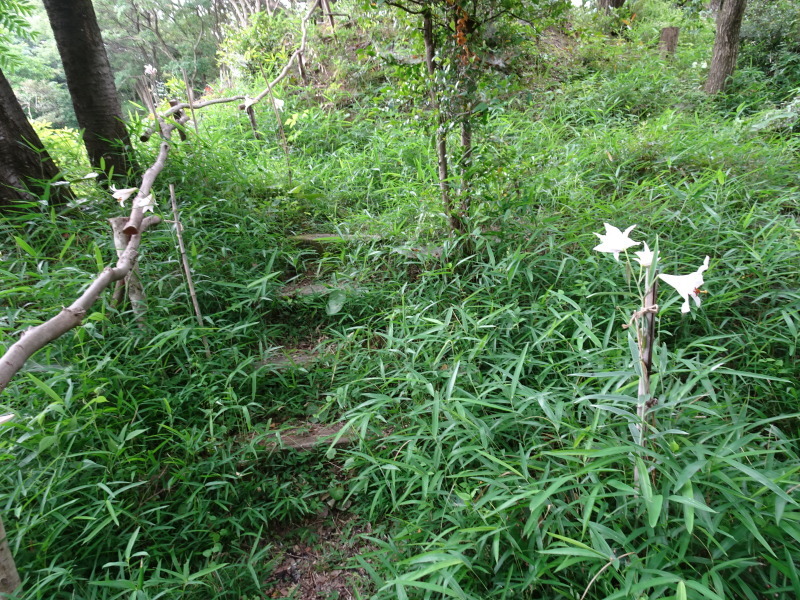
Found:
[123,117,186,235]
[109,217,147,320]
[0,114,186,393]
[0,516,20,595]
[0,214,161,394]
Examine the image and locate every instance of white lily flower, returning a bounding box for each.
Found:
[0,414,13,425]
[111,186,138,207]
[658,256,711,314]
[144,64,157,77]
[593,223,640,261]
[82,172,99,179]
[273,97,285,111]
[634,242,655,268]
[136,194,156,213]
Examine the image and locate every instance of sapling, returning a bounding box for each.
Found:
[593,223,711,485]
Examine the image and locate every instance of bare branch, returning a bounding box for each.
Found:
[0,215,161,394]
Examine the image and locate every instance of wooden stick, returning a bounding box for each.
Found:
[123,116,187,235]
[169,185,211,359]
[633,279,658,487]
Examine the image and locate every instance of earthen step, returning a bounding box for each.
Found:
[279,281,354,298]
[258,349,320,370]
[393,245,445,260]
[257,424,353,451]
[289,233,380,253]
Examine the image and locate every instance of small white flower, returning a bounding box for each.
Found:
[593,223,641,261]
[111,186,138,207]
[273,97,285,111]
[634,242,655,268]
[136,194,156,213]
[0,414,13,425]
[144,64,157,77]
[82,172,99,179]
[659,256,711,314]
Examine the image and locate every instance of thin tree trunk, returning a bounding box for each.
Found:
[321,0,335,29]
[42,0,136,178]
[0,515,20,596]
[0,68,70,211]
[423,8,464,234]
[705,0,748,94]
[459,117,472,219]
[597,0,625,12]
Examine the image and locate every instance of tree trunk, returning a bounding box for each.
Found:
[659,27,679,56]
[0,514,20,596]
[423,8,464,234]
[597,0,625,12]
[0,68,70,211]
[705,0,747,94]
[41,0,136,178]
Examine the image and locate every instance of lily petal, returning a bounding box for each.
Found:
[593,223,641,261]
[111,186,138,207]
[634,242,655,267]
[659,256,710,314]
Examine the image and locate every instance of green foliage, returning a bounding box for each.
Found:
[739,0,800,100]
[93,0,221,100]
[217,10,297,82]
[2,1,800,598]
[0,0,34,68]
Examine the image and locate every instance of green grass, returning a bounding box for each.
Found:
[1,1,799,598]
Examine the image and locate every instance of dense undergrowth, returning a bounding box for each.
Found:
[1,1,800,598]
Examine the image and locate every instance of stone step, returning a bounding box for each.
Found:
[393,245,445,260]
[258,348,320,371]
[280,282,331,298]
[289,233,380,253]
[254,424,353,451]
[279,280,355,298]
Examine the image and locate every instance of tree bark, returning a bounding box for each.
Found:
[41,0,136,178]
[422,8,464,234]
[659,27,679,56]
[0,68,69,211]
[704,0,748,94]
[597,0,625,12]
[0,515,20,596]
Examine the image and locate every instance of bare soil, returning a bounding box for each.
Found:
[265,512,375,599]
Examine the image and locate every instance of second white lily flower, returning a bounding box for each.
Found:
[111,186,138,207]
[658,256,710,314]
